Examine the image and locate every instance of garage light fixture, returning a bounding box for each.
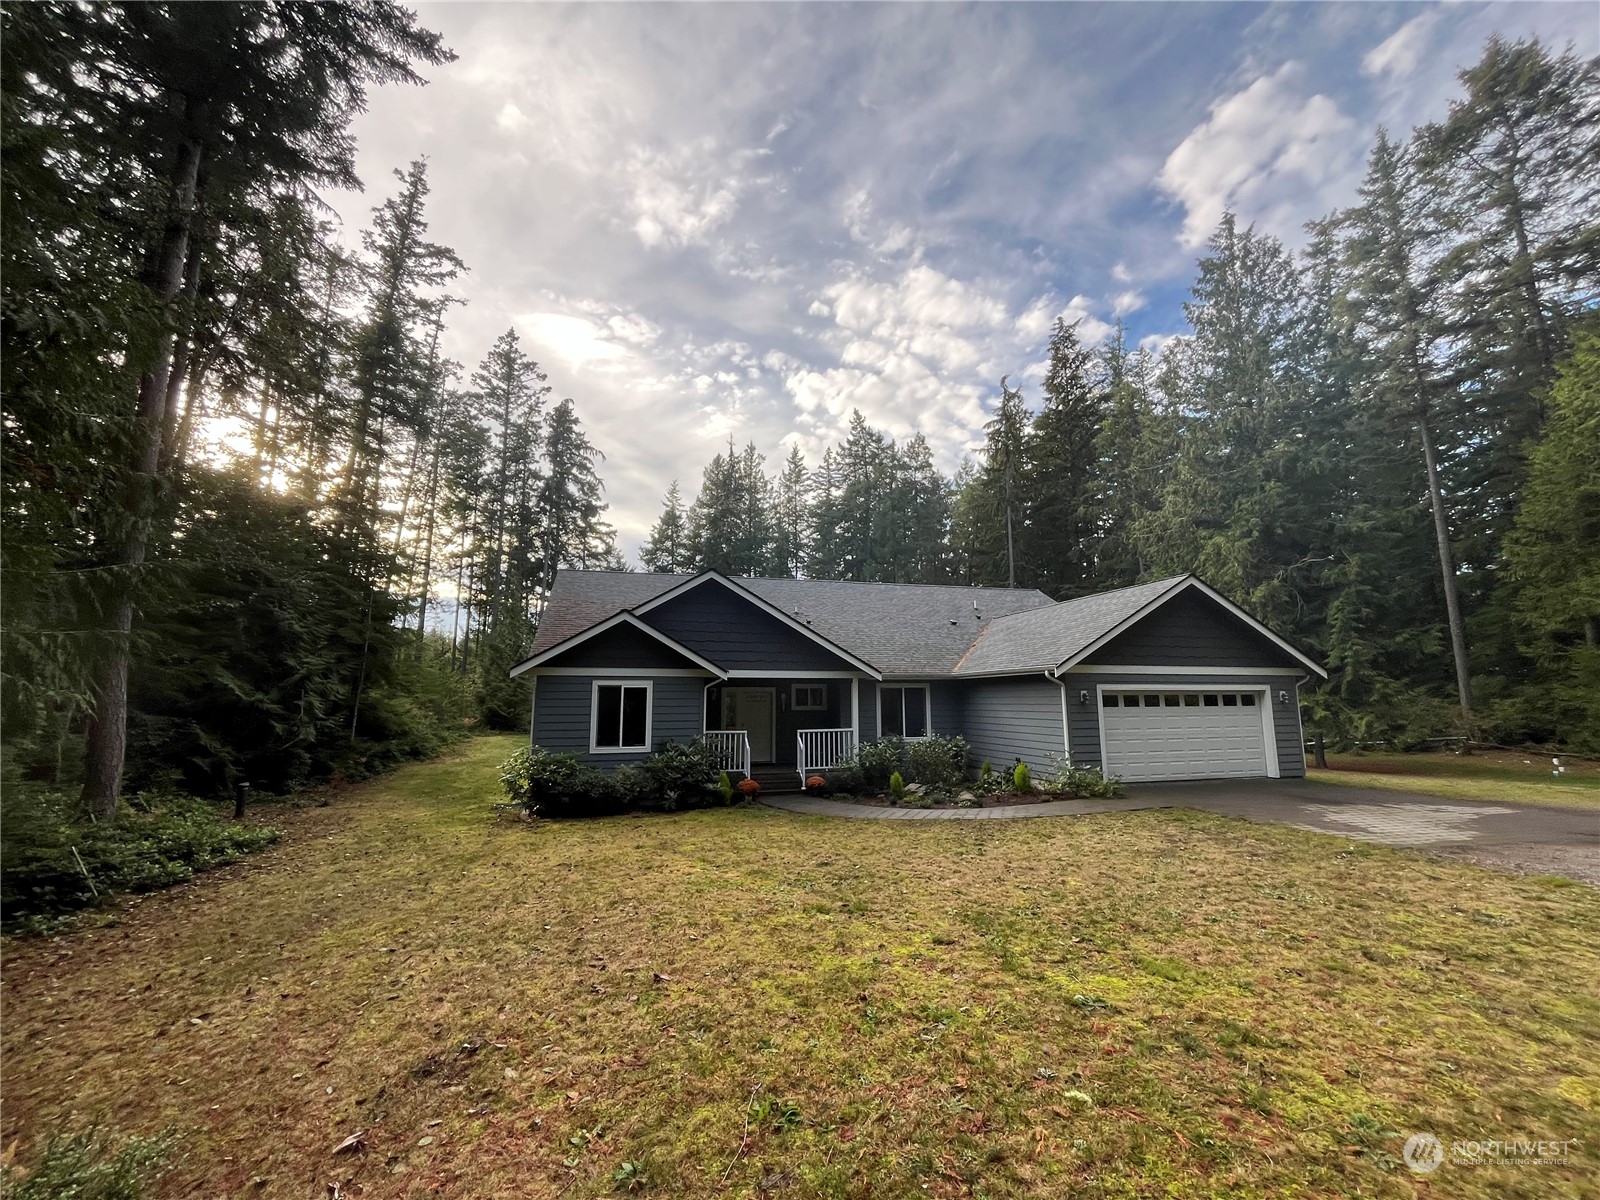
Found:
[1277,690,1289,704]
[1079,690,1089,706]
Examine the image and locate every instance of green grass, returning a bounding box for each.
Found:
[1310,748,1600,811]
[3,734,1598,1199]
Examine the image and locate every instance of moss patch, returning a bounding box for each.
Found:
[3,735,1597,1198]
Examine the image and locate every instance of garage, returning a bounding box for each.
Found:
[1099,689,1270,782]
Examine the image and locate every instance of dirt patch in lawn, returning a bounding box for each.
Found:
[4,734,1598,1199]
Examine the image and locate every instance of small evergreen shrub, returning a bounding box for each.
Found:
[1012,760,1032,792]
[888,770,905,800]
[977,760,1001,793]
[717,772,735,804]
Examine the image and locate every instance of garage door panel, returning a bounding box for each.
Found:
[1102,690,1267,782]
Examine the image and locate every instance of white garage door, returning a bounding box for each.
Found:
[1100,689,1269,782]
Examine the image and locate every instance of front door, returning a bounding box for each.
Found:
[724,688,776,763]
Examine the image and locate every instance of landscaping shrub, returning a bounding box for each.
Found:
[977,760,1002,793]
[0,1125,173,1200]
[844,736,905,790]
[717,772,735,804]
[825,760,864,794]
[1044,753,1123,798]
[889,770,905,800]
[1012,760,1032,792]
[637,740,723,810]
[498,740,727,818]
[1,787,281,927]
[904,735,968,789]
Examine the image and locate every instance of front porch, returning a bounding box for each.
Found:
[701,676,861,788]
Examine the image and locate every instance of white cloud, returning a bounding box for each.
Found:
[1362,13,1438,81]
[517,311,629,370]
[625,140,769,250]
[1157,62,1359,248]
[1111,289,1146,317]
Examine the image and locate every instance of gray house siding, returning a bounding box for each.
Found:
[1081,588,1304,670]
[929,682,961,737]
[958,677,1066,774]
[641,585,858,672]
[859,680,879,740]
[536,621,707,671]
[1064,671,1307,778]
[531,674,707,767]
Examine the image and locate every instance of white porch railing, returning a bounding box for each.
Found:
[704,730,751,779]
[796,728,856,789]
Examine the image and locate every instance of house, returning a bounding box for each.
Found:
[510,570,1327,788]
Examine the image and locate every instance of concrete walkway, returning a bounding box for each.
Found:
[763,777,1598,851]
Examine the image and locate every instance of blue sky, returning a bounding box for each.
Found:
[327,1,1598,559]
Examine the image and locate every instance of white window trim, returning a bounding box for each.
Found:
[792,683,827,711]
[590,679,653,755]
[879,682,934,740]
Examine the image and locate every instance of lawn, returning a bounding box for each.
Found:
[1310,748,1600,812]
[3,735,1597,1200]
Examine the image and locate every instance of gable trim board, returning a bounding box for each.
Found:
[632,571,883,678]
[510,611,726,678]
[1056,577,1326,679]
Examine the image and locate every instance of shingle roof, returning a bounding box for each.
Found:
[952,576,1186,674]
[528,570,1059,675]
[520,570,1320,680]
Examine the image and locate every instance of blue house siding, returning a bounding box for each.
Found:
[641,584,859,672]
[958,677,1066,775]
[535,620,709,671]
[859,680,879,739]
[1063,672,1307,778]
[1081,588,1304,670]
[531,674,708,767]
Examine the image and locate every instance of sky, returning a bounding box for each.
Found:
[323,1,1599,562]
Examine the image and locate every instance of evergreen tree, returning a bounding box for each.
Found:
[641,481,694,573]
[1027,318,1104,598]
[771,446,811,578]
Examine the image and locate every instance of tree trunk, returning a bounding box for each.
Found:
[80,128,205,821]
[1417,406,1473,716]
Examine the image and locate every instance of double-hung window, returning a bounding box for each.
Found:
[592,681,651,753]
[880,685,929,739]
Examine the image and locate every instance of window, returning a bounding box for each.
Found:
[1102,694,1119,707]
[881,685,929,738]
[592,681,650,752]
[1163,694,1180,707]
[1143,694,1161,708]
[1183,694,1200,707]
[1203,694,1219,706]
[1241,694,1257,707]
[792,683,827,711]
[1222,694,1238,707]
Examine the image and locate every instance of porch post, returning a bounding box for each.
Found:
[850,677,859,745]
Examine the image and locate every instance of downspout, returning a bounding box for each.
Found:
[1047,669,1071,762]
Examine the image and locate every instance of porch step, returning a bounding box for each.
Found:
[747,768,803,794]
